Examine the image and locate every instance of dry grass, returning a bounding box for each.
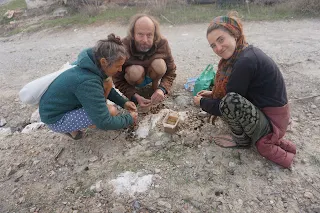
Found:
[287,0,320,16]
[1,0,319,37]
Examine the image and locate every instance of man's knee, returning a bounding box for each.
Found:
[125,65,145,85]
[149,59,166,79]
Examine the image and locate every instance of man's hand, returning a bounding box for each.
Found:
[193,95,202,106]
[124,101,137,112]
[197,90,212,98]
[134,94,152,107]
[129,111,138,125]
[150,89,165,105]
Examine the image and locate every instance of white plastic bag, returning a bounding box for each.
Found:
[19,62,75,105]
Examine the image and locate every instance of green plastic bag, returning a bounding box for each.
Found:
[193,64,216,96]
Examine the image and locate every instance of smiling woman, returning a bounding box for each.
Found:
[207,28,237,59]
[193,11,296,168]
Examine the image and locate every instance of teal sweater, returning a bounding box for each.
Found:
[39,48,133,130]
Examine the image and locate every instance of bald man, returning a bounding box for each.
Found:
[113,14,176,109]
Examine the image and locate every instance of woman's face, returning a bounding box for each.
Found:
[102,57,126,77]
[207,28,237,60]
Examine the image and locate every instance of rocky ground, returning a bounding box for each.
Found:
[0,19,320,213]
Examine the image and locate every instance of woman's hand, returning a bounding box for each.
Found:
[129,111,138,125]
[193,95,202,106]
[124,101,137,112]
[197,90,212,98]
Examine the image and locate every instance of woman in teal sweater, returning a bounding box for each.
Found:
[39,34,138,139]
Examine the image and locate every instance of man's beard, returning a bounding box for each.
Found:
[135,41,152,52]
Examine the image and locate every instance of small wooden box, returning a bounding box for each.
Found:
[163,112,179,134]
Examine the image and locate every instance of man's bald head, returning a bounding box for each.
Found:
[128,14,161,51]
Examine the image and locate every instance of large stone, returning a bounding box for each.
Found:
[30,109,41,123]
[53,7,68,17]
[158,200,172,209]
[0,127,12,136]
[0,118,7,127]
[21,122,45,133]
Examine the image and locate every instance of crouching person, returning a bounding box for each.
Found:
[39,34,138,140]
[193,12,296,168]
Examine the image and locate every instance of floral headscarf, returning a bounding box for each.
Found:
[209,16,248,99]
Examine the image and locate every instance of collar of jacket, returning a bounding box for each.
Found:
[87,48,108,80]
[129,39,158,60]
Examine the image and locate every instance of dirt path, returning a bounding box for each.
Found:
[0,19,320,213]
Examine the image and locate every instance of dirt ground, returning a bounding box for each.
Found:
[0,19,320,213]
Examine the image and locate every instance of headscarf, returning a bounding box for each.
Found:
[209,16,248,99]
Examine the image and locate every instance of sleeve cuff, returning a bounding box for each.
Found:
[130,95,138,105]
[158,86,167,95]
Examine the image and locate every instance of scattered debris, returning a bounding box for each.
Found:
[54,147,64,160]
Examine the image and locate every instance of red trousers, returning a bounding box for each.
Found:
[256,104,296,168]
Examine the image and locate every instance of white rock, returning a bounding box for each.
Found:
[89,156,99,163]
[29,207,37,212]
[304,191,314,199]
[310,104,317,109]
[155,141,164,146]
[32,159,40,165]
[158,200,172,209]
[0,127,12,136]
[30,109,41,123]
[53,7,68,17]
[6,166,15,176]
[178,111,188,122]
[198,110,208,117]
[90,184,96,191]
[229,162,236,167]
[95,180,103,192]
[135,116,151,139]
[0,118,7,127]
[18,196,25,204]
[21,122,45,134]
[154,168,161,174]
